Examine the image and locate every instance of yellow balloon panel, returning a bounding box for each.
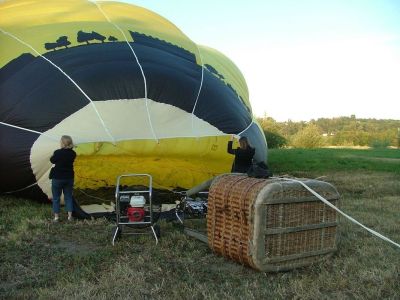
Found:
[74,137,234,190]
[0,0,199,67]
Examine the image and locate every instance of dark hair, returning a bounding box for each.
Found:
[239,136,251,149]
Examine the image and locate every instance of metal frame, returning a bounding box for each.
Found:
[112,173,159,245]
[179,186,211,244]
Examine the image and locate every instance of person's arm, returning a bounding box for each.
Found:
[227,135,237,155]
[227,141,235,154]
[50,150,59,164]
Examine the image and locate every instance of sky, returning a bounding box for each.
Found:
[121,0,400,121]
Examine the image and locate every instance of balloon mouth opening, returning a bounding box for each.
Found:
[71,153,189,214]
[71,153,191,216]
[70,138,232,214]
[71,138,233,191]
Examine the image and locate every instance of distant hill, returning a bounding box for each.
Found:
[258,116,400,148]
[312,116,400,135]
[0,53,35,81]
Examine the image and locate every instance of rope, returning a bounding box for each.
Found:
[77,188,110,202]
[4,182,39,194]
[0,121,58,140]
[275,177,400,249]
[237,120,254,136]
[91,0,158,143]
[0,28,116,144]
[191,45,204,137]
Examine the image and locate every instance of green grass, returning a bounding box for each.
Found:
[268,148,400,175]
[1,148,399,299]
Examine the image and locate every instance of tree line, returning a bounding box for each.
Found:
[257,115,400,149]
[44,31,119,51]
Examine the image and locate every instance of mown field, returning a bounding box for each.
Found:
[1,148,399,299]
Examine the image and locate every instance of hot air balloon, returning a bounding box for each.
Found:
[0,0,267,214]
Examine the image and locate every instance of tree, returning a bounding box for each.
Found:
[263,130,287,149]
[77,30,94,44]
[256,115,400,147]
[257,116,280,133]
[398,128,400,148]
[44,42,58,51]
[91,31,106,43]
[281,119,307,138]
[56,36,71,49]
[290,124,324,148]
[78,30,106,44]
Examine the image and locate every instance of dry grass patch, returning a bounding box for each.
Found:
[1,168,399,299]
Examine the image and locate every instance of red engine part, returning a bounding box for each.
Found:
[127,207,145,222]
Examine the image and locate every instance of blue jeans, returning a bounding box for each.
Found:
[52,179,74,213]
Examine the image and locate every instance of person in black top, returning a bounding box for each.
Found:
[227,135,255,173]
[50,135,76,222]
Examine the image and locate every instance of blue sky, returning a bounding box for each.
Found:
[121,0,400,121]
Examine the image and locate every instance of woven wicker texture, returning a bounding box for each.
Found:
[207,175,266,268]
[207,174,339,272]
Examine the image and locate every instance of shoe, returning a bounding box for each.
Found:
[67,217,73,222]
[53,218,59,223]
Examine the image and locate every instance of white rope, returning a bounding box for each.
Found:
[0,121,58,140]
[4,182,39,194]
[276,177,400,249]
[237,120,254,136]
[0,28,116,144]
[77,188,109,202]
[191,45,204,137]
[91,1,158,143]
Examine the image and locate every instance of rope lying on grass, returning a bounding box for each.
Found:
[276,177,400,249]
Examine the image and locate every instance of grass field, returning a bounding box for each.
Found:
[268,148,400,175]
[1,148,399,299]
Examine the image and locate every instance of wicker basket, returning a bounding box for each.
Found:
[207,174,340,272]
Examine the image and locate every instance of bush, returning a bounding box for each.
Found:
[290,124,324,148]
[369,139,391,149]
[264,130,287,148]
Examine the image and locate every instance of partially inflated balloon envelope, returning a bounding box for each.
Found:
[0,0,267,209]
